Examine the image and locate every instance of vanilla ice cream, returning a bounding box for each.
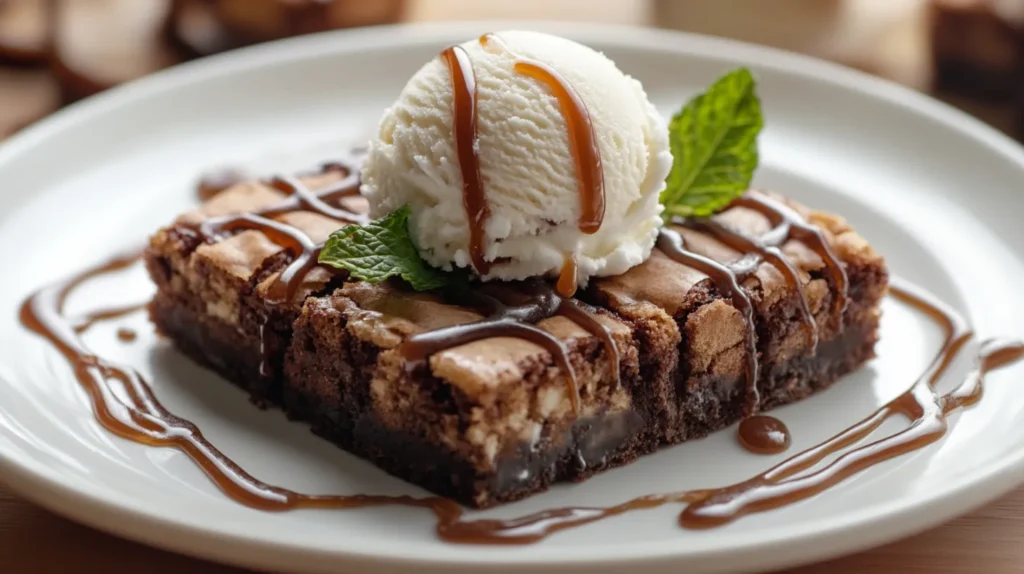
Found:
[361,30,672,287]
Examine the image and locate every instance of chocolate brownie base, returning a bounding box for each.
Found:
[279,303,875,506]
[145,169,887,508]
[277,283,640,508]
[149,281,876,506]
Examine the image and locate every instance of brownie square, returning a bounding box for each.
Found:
[145,165,887,508]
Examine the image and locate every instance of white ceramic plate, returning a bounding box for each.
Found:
[2,22,1024,574]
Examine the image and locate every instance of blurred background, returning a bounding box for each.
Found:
[0,2,1019,572]
[0,0,1019,141]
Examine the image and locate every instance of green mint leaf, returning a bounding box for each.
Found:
[661,67,763,219]
[318,206,458,292]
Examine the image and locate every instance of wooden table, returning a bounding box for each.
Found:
[4,480,1023,573]
[3,1,1023,572]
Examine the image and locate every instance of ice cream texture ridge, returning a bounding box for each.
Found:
[360,30,674,287]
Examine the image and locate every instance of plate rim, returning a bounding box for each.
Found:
[3,20,1024,574]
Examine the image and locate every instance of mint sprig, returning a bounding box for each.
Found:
[661,67,763,219]
[319,205,461,291]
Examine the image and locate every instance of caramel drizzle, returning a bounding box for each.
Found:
[262,169,367,223]
[365,38,614,402]
[19,263,461,516]
[556,298,620,389]
[736,415,791,455]
[513,59,605,233]
[479,32,606,235]
[21,252,1022,544]
[679,279,1012,529]
[556,253,578,297]
[423,35,615,403]
[399,281,582,411]
[454,33,605,277]
[679,218,818,350]
[196,160,363,378]
[71,303,147,334]
[656,227,760,409]
[662,191,850,418]
[399,281,624,412]
[733,193,849,319]
[441,45,490,275]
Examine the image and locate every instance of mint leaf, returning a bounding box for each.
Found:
[661,68,763,219]
[319,206,458,291]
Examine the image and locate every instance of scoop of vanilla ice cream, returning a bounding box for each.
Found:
[361,30,672,285]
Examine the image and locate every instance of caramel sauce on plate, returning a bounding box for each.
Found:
[737,415,791,455]
[21,258,1021,542]
[71,302,146,334]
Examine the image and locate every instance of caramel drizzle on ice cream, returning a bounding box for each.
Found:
[510,57,606,234]
[443,33,605,288]
[441,45,491,275]
[480,32,606,231]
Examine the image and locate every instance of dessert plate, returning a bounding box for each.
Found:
[2,22,1024,574]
